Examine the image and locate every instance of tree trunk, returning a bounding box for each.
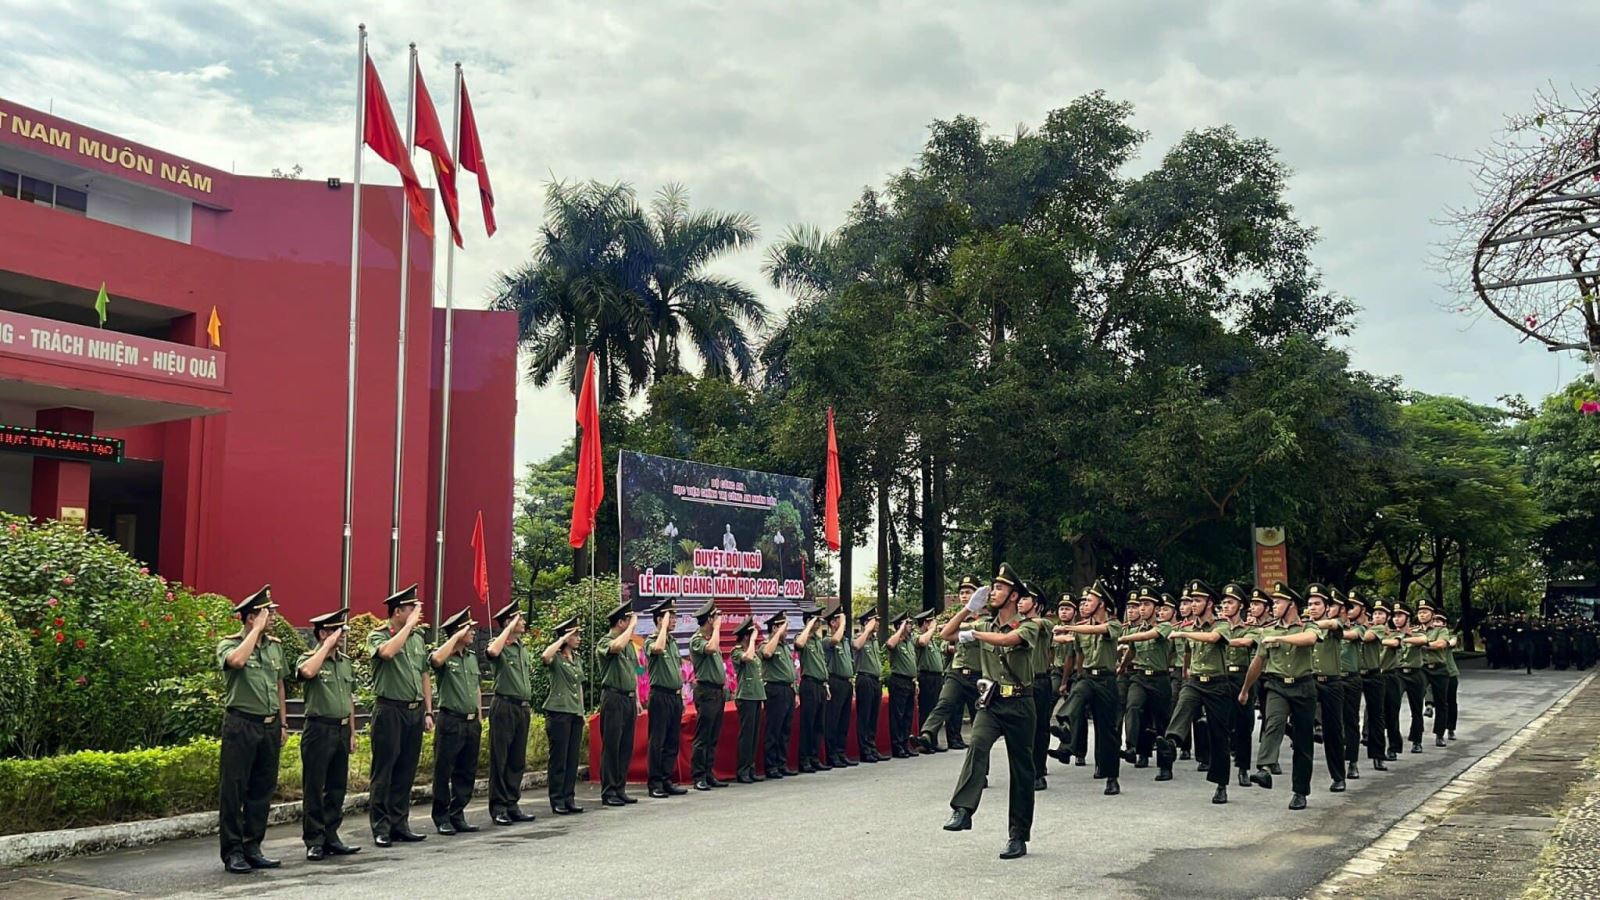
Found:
[1431,534,1445,611]
[1069,537,1096,592]
[1458,543,1477,652]
[921,455,945,613]
[839,515,853,619]
[990,511,1007,577]
[1396,566,1414,610]
[877,473,891,643]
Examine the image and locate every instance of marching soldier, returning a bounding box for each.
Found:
[429,608,487,833]
[1337,590,1365,781]
[1417,602,1457,748]
[1392,605,1428,754]
[1244,587,1280,776]
[887,612,920,758]
[1021,585,1057,788]
[1047,594,1080,765]
[1238,583,1320,810]
[1219,584,1257,787]
[761,611,800,778]
[794,604,832,772]
[1060,580,1125,795]
[645,599,687,798]
[916,576,983,753]
[823,603,859,767]
[217,586,290,874]
[1438,610,1461,742]
[596,601,642,806]
[855,609,885,763]
[1303,587,1348,794]
[1162,580,1235,803]
[733,617,766,783]
[1373,602,1404,761]
[297,607,358,862]
[366,585,432,847]
[541,616,585,814]
[913,609,947,751]
[1349,591,1389,772]
[940,563,1039,860]
[688,601,730,790]
[1119,589,1174,771]
[486,600,536,819]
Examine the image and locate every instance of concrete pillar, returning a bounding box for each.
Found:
[30,407,93,523]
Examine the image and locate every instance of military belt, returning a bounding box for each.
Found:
[1139,668,1158,676]
[227,708,277,724]
[376,697,422,710]
[1399,667,1414,674]
[305,715,350,726]
[1192,674,1219,683]
[1314,675,1333,683]
[996,684,1032,699]
[1085,668,1113,676]
[1226,665,1244,673]
[440,708,478,722]
[958,667,979,676]
[494,695,532,707]
[602,687,636,697]
[1361,669,1379,676]
[1266,675,1299,685]
[1424,663,1443,670]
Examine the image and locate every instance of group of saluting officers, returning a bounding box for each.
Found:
[213,563,1464,872]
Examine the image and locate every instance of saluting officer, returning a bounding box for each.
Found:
[940,563,1041,860]
[430,608,487,833]
[542,616,586,814]
[645,598,687,798]
[854,609,885,763]
[913,609,946,751]
[688,601,730,790]
[761,611,800,778]
[823,603,858,767]
[916,576,983,753]
[732,617,766,783]
[886,612,920,758]
[217,586,290,874]
[366,585,432,847]
[795,603,833,771]
[486,600,537,820]
[298,607,359,862]
[1060,580,1126,795]
[1239,583,1320,810]
[596,601,642,806]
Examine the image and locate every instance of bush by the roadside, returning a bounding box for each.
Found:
[0,607,37,753]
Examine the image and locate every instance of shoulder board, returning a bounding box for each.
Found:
[224,632,244,641]
[266,635,282,643]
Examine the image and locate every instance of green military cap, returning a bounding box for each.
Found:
[384,584,420,613]
[1345,589,1367,610]
[733,618,757,639]
[440,607,476,634]
[765,611,788,629]
[857,608,879,625]
[800,603,824,621]
[1390,604,1412,619]
[1327,587,1347,608]
[1306,583,1331,602]
[1271,582,1305,610]
[1434,610,1450,623]
[993,562,1022,588]
[957,575,982,592]
[1221,583,1248,602]
[649,597,675,618]
[694,599,718,620]
[1057,593,1077,609]
[308,607,347,630]
[233,584,278,616]
[553,615,579,637]
[823,601,844,621]
[1127,589,1141,605]
[492,599,521,624]
[1083,579,1114,603]
[1417,600,1435,613]
[605,599,633,625]
[1136,586,1158,604]
[913,609,936,623]
[1249,587,1271,606]
[891,612,910,628]
[1158,593,1178,610]
[1185,579,1216,600]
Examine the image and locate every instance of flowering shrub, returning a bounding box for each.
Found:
[0,607,35,753]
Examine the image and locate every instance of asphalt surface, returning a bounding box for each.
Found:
[0,662,1585,900]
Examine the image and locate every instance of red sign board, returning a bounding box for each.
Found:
[1253,526,1289,588]
[0,309,226,389]
[0,423,122,463]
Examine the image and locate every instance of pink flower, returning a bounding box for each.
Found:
[74,676,87,686]
[6,523,16,534]
[1582,400,1600,416]
[61,575,75,586]
[46,597,58,607]
[165,592,175,602]
[138,567,149,575]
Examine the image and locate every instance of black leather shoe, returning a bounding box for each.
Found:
[1074,756,1086,766]
[1104,778,1121,796]
[454,817,482,831]
[1050,746,1073,764]
[799,762,818,773]
[999,838,1027,860]
[1249,769,1273,790]
[373,834,393,848]
[324,841,360,856]
[1154,767,1172,782]
[1448,731,1457,741]
[860,754,878,764]
[1330,779,1347,793]
[1411,742,1423,754]
[1121,748,1138,763]
[736,773,754,784]
[1435,736,1446,747]
[694,780,712,792]
[1373,759,1388,771]
[649,786,669,798]
[781,768,799,776]
[565,802,584,814]
[1212,785,1228,804]
[949,739,967,750]
[1033,777,1047,791]
[1179,749,1191,761]
[1347,762,1360,780]
[1093,766,1105,779]
[602,797,626,807]
[225,852,253,874]
[243,853,281,869]
[552,802,573,814]
[817,758,835,769]
[393,830,426,843]
[492,813,513,826]
[1268,764,1283,775]
[435,820,456,835]
[1289,793,1307,810]
[1135,756,1149,769]
[915,733,937,754]
[305,845,325,861]
[620,793,639,804]
[709,776,730,787]
[843,756,860,766]
[1197,759,1210,772]
[943,809,973,831]
[1385,750,1398,761]
[1237,768,1251,787]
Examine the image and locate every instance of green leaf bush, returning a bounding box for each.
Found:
[0,607,36,753]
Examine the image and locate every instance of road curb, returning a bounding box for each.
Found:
[1311,673,1595,898]
[0,766,583,869]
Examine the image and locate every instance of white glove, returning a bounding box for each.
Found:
[957,630,977,644]
[966,585,990,615]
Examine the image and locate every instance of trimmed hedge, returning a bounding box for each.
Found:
[0,716,571,836]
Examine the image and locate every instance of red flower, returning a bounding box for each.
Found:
[139,620,149,629]
[54,632,65,643]
[74,638,86,649]
[162,614,173,623]
[61,575,75,586]
[29,628,39,637]
[74,676,87,686]
[53,617,64,627]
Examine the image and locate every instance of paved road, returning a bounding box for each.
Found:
[0,663,1585,900]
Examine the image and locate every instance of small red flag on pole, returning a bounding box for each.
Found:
[362,57,433,238]
[413,66,461,248]
[471,509,490,618]
[824,407,841,552]
[569,353,604,549]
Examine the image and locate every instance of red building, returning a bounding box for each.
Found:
[0,97,517,624]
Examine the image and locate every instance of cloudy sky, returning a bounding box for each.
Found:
[5,0,1599,477]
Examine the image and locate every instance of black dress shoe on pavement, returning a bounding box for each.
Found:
[1104,778,1121,796]
[602,796,626,807]
[1373,759,1388,771]
[452,818,480,832]
[243,853,281,869]
[225,852,253,874]
[934,744,949,753]
[709,776,730,786]
[1212,786,1228,804]
[649,786,669,798]
[1154,767,1173,782]
[948,739,967,750]
[1033,777,1047,791]
[736,773,754,784]
[765,770,783,779]
[392,830,426,843]
[1179,749,1191,761]
[553,803,573,814]
[1249,769,1273,790]
[860,755,878,764]
[1238,768,1251,787]
[492,813,514,826]
[817,758,836,768]
[1348,762,1360,780]
[799,762,818,773]
[1197,759,1210,772]
[1093,766,1104,779]
[1330,779,1347,793]
[435,820,457,835]
[1436,736,1446,747]
[324,842,360,856]
[621,793,639,804]
[1289,793,1307,810]
[1411,742,1423,754]
[781,767,800,776]
[1449,731,1457,741]
[943,809,973,831]
[999,838,1027,860]
[694,780,713,791]
[509,809,536,822]
[305,846,325,861]
[665,783,688,795]
[1135,756,1149,769]
[565,802,584,813]
[1074,756,1086,766]
[373,834,393,848]
[1268,764,1283,775]
[1386,750,1398,761]
[1121,748,1137,764]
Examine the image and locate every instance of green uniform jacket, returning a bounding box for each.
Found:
[1422,625,1450,667]
[734,651,766,700]
[596,637,638,693]
[825,635,856,679]
[1310,623,1343,677]
[690,632,727,686]
[889,635,919,678]
[1359,625,1384,672]
[1079,621,1125,671]
[763,638,797,684]
[543,652,584,714]
[856,640,883,679]
[647,634,684,690]
[367,625,428,702]
[1443,629,1460,676]
[490,641,533,700]
[1339,624,1364,675]
[953,623,981,670]
[431,648,481,715]
[1028,617,1054,675]
[917,635,945,674]
[1134,622,1175,672]
[1255,623,1321,679]
[216,635,289,716]
[1397,629,1423,668]
[976,614,1037,686]
[1223,622,1255,671]
[296,651,354,719]
[1184,621,1231,676]
[798,634,829,680]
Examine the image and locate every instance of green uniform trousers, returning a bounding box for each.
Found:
[1399,669,1426,744]
[922,671,975,746]
[1255,677,1315,795]
[1082,673,1121,778]
[1424,666,1454,738]
[1060,676,1092,759]
[300,718,349,849]
[1164,677,1231,785]
[488,698,530,817]
[220,710,281,862]
[950,693,1036,840]
[1125,671,1172,759]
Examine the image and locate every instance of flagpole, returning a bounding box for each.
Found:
[431,61,463,644]
[339,23,369,613]
[388,43,418,597]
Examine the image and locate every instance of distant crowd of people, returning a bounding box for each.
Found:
[1480,615,1599,671]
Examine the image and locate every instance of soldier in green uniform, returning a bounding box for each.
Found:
[645,599,687,798]
[1118,589,1139,745]
[1302,587,1348,793]
[688,601,729,790]
[1019,584,1055,787]
[1238,583,1320,810]
[1119,589,1174,772]
[794,604,832,771]
[1061,579,1125,795]
[541,616,585,814]
[298,607,358,861]
[216,586,290,874]
[733,618,766,783]
[1243,587,1281,776]
[1417,602,1457,748]
[1219,584,1257,787]
[854,609,885,763]
[939,563,1038,860]
[1048,595,1082,765]
[1161,580,1234,803]
[1392,605,1428,754]
[429,608,487,832]
[1170,594,1192,762]
[1349,592,1390,772]
[916,576,982,753]
[1438,610,1461,742]
[1373,602,1404,761]
[366,585,432,847]
[824,604,859,767]
[761,611,799,777]
[486,600,537,818]
[1336,590,1366,781]
[597,600,641,806]
[913,609,947,752]
[887,612,920,758]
